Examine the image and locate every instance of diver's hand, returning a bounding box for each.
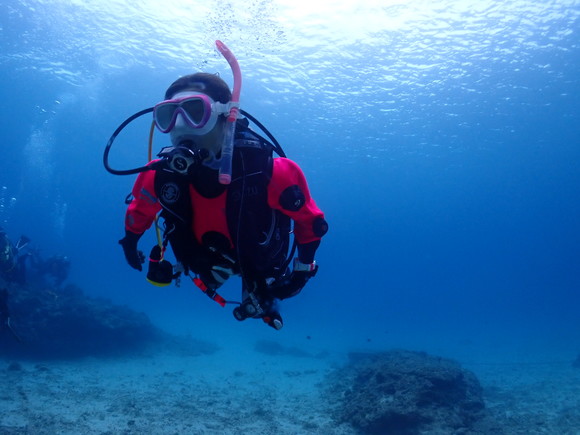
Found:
[269,259,318,300]
[119,231,145,271]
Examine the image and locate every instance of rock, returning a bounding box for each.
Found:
[325,350,487,435]
[0,283,217,360]
[7,361,22,371]
[254,339,311,358]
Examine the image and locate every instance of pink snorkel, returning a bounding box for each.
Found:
[215,40,242,185]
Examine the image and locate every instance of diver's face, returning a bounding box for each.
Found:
[169,91,224,156]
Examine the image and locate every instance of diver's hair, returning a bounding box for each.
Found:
[164,73,232,103]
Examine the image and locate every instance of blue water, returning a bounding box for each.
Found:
[1,0,579,363]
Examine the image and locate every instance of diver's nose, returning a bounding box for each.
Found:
[174,112,187,128]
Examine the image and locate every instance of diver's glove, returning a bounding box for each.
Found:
[119,230,145,271]
[269,258,318,300]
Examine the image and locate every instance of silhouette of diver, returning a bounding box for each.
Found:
[0,228,30,285]
[0,288,21,342]
[30,253,71,288]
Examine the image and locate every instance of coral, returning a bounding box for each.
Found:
[0,283,217,360]
[325,350,487,434]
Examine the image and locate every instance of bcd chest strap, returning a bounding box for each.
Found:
[153,122,285,282]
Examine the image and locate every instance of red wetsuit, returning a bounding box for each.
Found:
[125,157,326,265]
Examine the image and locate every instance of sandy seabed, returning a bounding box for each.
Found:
[1,348,579,435]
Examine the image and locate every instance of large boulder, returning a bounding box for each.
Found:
[325,350,487,434]
[0,283,217,360]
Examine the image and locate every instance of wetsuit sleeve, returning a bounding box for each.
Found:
[268,158,328,263]
[125,168,161,235]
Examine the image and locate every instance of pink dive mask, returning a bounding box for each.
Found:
[153,93,233,135]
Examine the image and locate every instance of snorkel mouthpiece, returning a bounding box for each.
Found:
[215,40,242,185]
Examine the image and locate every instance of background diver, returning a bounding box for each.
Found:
[0,227,30,285]
[0,288,21,342]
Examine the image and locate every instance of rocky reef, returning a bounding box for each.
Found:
[0,283,217,360]
[325,350,494,434]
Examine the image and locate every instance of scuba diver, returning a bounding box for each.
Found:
[0,287,21,342]
[30,253,71,288]
[0,228,30,285]
[105,41,328,330]
[44,255,71,287]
